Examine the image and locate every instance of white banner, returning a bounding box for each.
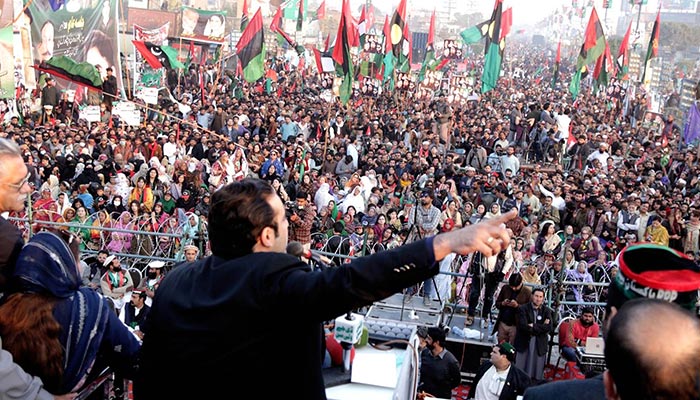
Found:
[80,105,101,122]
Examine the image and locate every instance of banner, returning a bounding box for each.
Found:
[28,0,122,100]
[79,105,101,122]
[363,34,383,54]
[180,7,227,43]
[13,0,35,91]
[133,23,170,95]
[448,74,473,104]
[112,101,141,126]
[420,70,443,90]
[319,72,334,89]
[137,87,159,104]
[396,72,415,92]
[442,39,463,60]
[360,77,382,97]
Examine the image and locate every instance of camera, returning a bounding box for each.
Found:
[285,201,305,218]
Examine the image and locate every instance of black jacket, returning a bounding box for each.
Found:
[123,303,151,333]
[469,361,532,400]
[136,239,439,399]
[523,374,605,400]
[514,302,553,356]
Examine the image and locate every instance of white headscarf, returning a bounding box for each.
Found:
[314,182,336,211]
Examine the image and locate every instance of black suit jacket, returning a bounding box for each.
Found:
[469,361,532,400]
[124,303,151,332]
[0,218,23,291]
[136,239,439,400]
[523,374,605,400]
[514,302,553,356]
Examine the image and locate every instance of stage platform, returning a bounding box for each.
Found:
[442,314,498,384]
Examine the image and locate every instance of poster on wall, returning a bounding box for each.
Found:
[28,0,122,100]
[180,7,227,43]
[0,0,14,98]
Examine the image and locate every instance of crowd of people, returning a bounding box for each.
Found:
[0,36,699,399]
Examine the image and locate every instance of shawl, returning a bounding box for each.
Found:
[15,232,109,393]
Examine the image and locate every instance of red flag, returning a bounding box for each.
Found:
[332,0,358,65]
[382,15,391,54]
[317,1,326,19]
[271,6,296,47]
[132,40,164,69]
[188,41,195,61]
[355,5,366,44]
[617,21,631,80]
[366,4,374,29]
[555,41,561,63]
[500,7,512,41]
[323,33,330,52]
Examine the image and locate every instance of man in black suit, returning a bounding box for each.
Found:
[124,290,150,340]
[514,288,553,381]
[102,67,118,108]
[136,178,517,400]
[469,342,531,400]
[524,243,700,400]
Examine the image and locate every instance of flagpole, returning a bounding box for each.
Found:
[177,36,184,95]
[118,0,131,99]
[635,1,643,35]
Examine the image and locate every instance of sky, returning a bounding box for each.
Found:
[325,0,570,28]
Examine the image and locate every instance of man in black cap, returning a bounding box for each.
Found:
[175,189,196,211]
[524,243,700,399]
[469,342,531,400]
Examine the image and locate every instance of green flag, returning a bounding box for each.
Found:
[481,1,504,94]
[460,20,489,45]
[236,9,265,83]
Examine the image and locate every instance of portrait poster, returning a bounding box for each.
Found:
[28,0,122,99]
[180,7,227,43]
[363,34,383,54]
[420,69,443,90]
[360,77,381,97]
[442,39,463,60]
[396,71,415,92]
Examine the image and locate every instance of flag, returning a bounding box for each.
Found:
[500,7,512,40]
[418,10,436,83]
[271,6,296,47]
[684,102,700,145]
[323,33,330,52]
[34,56,103,90]
[593,41,614,89]
[240,0,249,31]
[569,7,606,98]
[641,9,660,84]
[296,0,304,31]
[237,9,265,83]
[357,6,368,45]
[552,41,561,88]
[185,41,195,69]
[132,41,185,69]
[390,0,408,60]
[481,0,505,93]
[617,21,631,80]
[332,0,354,104]
[381,15,395,86]
[317,1,325,19]
[460,20,489,44]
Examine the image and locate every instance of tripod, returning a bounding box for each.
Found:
[398,207,442,322]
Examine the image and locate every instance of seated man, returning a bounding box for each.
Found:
[123,290,150,341]
[101,255,134,313]
[469,342,531,400]
[558,307,600,365]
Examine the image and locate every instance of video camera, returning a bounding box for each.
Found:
[285,201,305,219]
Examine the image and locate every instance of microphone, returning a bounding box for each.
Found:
[286,241,333,269]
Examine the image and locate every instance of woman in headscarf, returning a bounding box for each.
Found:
[90,209,112,251]
[483,202,502,220]
[113,173,132,201]
[340,185,365,214]
[520,263,542,286]
[534,221,562,257]
[69,206,92,252]
[107,211,133,253]
[230,146,249,182]
[565,261,595,303]
[0,231,140,395]
[469,203,487,225]
[314,182,335,212]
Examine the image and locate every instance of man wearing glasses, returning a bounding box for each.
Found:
[0,138,75,399]
[0,138,32,284]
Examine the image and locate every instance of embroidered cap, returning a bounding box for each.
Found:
[612,243,700,310]
[147,260,165,269]
[103,255,116,267]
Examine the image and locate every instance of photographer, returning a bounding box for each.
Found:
[288,190,317,254]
